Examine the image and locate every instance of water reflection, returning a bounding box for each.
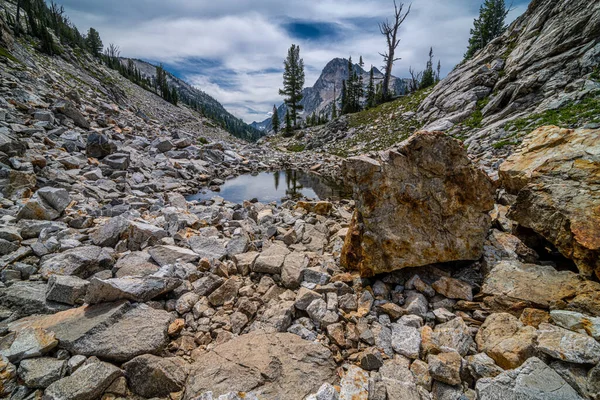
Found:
[187,170,351,204]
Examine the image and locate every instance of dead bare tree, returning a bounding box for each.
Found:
[379,1,411,101]
[408,66,422,93]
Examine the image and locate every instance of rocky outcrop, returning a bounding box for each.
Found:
[184,332,336,399]
[341,131,494,276]
[499,126,600,278]
[418,0,600,173]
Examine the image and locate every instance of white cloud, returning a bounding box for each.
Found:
[62,0,531,123]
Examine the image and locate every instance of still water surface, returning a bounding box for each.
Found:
[187,170,351,204]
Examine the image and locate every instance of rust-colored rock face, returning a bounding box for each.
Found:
[341,131,495,276]
[499,126,600,279]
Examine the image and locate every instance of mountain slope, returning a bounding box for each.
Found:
[417,0,600,172]
[125,59,264,142]
[253,58,407,131]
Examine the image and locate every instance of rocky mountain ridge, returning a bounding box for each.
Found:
[252,58,407,132]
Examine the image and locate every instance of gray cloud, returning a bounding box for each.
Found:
[62,0,530,123]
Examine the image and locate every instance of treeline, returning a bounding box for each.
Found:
[407,47,441,93]
[2,0,262,141]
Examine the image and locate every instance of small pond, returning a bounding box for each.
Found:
[187,170,351,204]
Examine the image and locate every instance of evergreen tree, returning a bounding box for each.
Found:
[420,47,435,89]
[436,60,441,82]
[271,105,279,133]
[85,27,103,57]
[331,102,337,120]
[284,109,293,137]
[367,66,376,108]
[279,44,305,128]
[171,87,178,106]
[358,56,365,105]
[465,0,509,59]
[340,80,347,115]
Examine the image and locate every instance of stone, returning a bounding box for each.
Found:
[466,353,504,380]
[404,291,429,318]
[433,317,474,357]
[0,281,69,318]
[114,251,160,278]
[155,138,174,153]
[295,287,322,311]
[428,351,463,386]
[296,201,333,216]
[432,276,473,301]
[341,131,494,276]
[233,251,258,275]
[476,313,538,370]
[44,360,122,400]
[499,126,600,278]
[17,357,66,388]
[148,245,200,267]
[103,152,130,170]
[380,359,420,400]
[475,357,583,400]
[391,322,421,359]
[53,99,90,129]
[536,323,600,364]
[588,364,600,399]
[254,301,295,332]
[281,252,308,289]
[0,356,17,397]
[17,187,71,221]
[46,275,89,305]
[480,260,600,316]
[193,273,224,296]
[9,301,171,362]
[550,310,600,341]
[315,383,339,400]
[123,354,188,397]
[520,308,550,329]
[86,132,116,159]
[39,245,113,279]
[189,235,228,260]
[127,221,168,251]
[253,243,290,274]
[91,216,130,248]
[358,348,383,371]
[184,332,335,399]
[84,276,181,304]
[208,276,242,306]
[379,302,405,320]
[410,359,432,390]
[338,365,369,400]
[0,328,58,363]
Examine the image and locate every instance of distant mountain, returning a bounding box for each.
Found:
[252,58,407,132]
[124,59,264,142]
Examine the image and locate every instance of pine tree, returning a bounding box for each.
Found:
[367,66,376,108]
[436,60,441,82]
[271,105,279,133]
[465,0,509,59]
[331,84,338,120]
[284,109,293,137]
[85,27,103,57]
[279,44,305,128]
[341,80,347,115]
[420,47,435,89]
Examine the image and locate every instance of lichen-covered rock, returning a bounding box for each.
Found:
[123,354,188,397]
[341,131,494,276]
[499,126,600,279]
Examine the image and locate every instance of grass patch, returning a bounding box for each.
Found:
[197,137,209,145]
[462,97,490,129]
[492,140,519,149]
[591,66,600,81]
[505,96,600,132]
[0,46,20,63]
[287,143,305,152]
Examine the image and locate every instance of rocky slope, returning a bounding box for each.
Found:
[125,58,263,142]
[252,58,406,132]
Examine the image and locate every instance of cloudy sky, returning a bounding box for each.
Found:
[59,0,530,123]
